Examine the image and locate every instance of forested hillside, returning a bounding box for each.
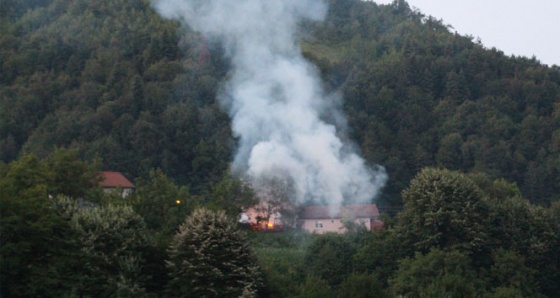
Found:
[1,0,559,206]
[304,0,560,206]
[2,0,560,296]
[0,0,232,194]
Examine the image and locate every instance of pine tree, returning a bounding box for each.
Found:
[166,208,263,297]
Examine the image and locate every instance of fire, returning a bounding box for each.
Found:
[267,222,274,229]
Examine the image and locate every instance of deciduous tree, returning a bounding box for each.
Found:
[304,233,357,287]
[389,248,479,298]
[166,208,264,297]
[394,167,489,254]
[70,204,150,296]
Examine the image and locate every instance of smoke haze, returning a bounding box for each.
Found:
[152,0,387,212]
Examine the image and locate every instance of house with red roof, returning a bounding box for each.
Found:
[298,204,383,234]
[99,171,134,198]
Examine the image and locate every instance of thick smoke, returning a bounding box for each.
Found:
[152,0,387,212]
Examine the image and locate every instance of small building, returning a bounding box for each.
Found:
[240,206,284,232]
[299,204,383,234]
[99,171,134,198]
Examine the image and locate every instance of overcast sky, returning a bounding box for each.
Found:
[371,0,559,66]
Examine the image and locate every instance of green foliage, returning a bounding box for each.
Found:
[389,248,479,298]
[69,204,150,296]
[299,276,334,298]
[395,168,489,254]
[352,230,402,284]
[130,169,196,293]
[466,173,522,201]
[337,273,387,298]
[166,208,264,297]
[0,0,231,195]
[2,0,559,206]
[550,200,560,228]
[132,168,193,234]
[320,0,560,206]
[45,147,101,198]
[0,175,76,297]
[0,147,100,199]
[248,228,311,249]
[2,0,560,295]
[207,172,257,218]
[304,233,357,287]
[483,287,525,298]
[0,151,102,296]
[0,153,51,198]
[1,143,559,297]
[482,248,539,297]
[254,247,306,298]
[483,195,560,296]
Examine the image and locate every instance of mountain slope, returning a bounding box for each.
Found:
[1,0,559,205]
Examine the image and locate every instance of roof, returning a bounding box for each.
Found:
[99,171,134,188]
[300,204,380,219]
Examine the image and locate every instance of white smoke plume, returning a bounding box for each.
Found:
[152,0,387,213]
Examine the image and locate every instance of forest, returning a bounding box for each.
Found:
[1,0,559,296]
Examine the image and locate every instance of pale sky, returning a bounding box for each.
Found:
[371,0,559,66]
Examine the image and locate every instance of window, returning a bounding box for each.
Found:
[315,221,323,229]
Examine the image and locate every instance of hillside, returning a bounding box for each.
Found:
[2,1,560,297]
[1,0,559,206]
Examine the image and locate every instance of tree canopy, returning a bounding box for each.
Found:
[1,0,560,296]
[1,0,558,206]
[166,208,264,297]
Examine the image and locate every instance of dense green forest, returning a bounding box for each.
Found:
[1,0,559,296]
[2,0,559,207]
[2,149,559,296]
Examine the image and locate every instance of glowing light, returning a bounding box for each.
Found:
[176,200,181,204]
[267,222,273,229]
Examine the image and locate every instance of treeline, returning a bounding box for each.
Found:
[258,167,560,297]
[2,0,560,296]
[2,150,559,297]
[0,148,255,296]
[1,0,559,206]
